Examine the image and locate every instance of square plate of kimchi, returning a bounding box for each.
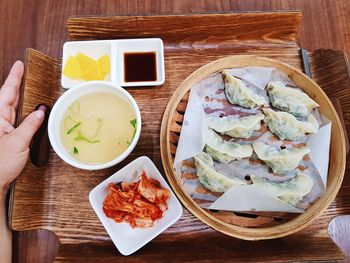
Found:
[89,156,183,256]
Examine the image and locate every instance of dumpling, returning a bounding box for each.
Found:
[205,129,253,163]
[194,152,244,192]
[207,113,264,138]
[252,142,310,174]
[263,108,319,140]
[222,70,268,109]
[251,173,313,206]
[267,81,319,117]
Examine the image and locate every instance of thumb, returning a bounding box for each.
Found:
[13,109,45,146]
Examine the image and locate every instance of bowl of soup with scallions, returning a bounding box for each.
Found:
[48,81,141,170]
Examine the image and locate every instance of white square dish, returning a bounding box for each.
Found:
[61,40,112,89]
[89,156,183,256]
[114,38,165,87]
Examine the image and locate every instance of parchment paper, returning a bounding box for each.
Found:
[174,67,331,213]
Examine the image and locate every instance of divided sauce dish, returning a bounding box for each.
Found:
[61,38,165,89]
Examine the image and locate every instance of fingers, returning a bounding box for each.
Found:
[12,107,45,147]
[0,104,15,125]
[0,117,14,137]
[0,61,24,109]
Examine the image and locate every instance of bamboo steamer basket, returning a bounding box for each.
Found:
[160,55,346,240]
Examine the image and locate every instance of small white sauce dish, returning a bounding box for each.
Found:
[61,40,112,89]
[89,156,183,256]
[113,38,165,87]
[48,81,141,170]
[61,38,165,89]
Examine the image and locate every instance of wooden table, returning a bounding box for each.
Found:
[1,1,350,262]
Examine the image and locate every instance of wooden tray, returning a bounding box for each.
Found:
[9,12,350,262]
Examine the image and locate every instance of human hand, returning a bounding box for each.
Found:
[0,61,45,193]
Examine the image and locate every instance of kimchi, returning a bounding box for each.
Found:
[103,171,171,228]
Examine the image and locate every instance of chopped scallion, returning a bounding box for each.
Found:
[89,118,103,139]
[73,147,79,154]
[74,130,100,143]
[64,116,79,130]
[68,101,80,114]
[130,118,137,129]
[129,118,137,144]
[66,121,82,135]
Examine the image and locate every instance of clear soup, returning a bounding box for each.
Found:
[60,92,137,164]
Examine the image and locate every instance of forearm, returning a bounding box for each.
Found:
[0,186,12,263]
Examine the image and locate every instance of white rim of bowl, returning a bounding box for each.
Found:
[48,80,142,170]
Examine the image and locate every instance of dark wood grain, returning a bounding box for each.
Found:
[67,12,300,46]
[307,49,350,261]
[12,229,59,263]
[330,97,349,154]
[0,1,349,262]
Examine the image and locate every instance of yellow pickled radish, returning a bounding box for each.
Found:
[63,52,110,81]
[98,54,110,76]
[75,52,98,75]
[82,64,103,81]
[63,56,81,79]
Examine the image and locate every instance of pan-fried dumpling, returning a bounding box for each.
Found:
[207,113,264,138]
[222,70,268,109]
[194,152,244,192]
[206,129,253,163]
[251,173,313,206]
[263,108,319,140]
[252,142,310,174]
[267,81,319,117]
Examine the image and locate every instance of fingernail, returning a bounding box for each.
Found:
[35,110,45,120]
[38,105,47,112]
[14,60,23,66]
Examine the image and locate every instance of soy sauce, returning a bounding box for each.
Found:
[124,52,157,82]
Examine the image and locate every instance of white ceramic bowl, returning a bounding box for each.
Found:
[48,81,141,170]
[89,156,183,256]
